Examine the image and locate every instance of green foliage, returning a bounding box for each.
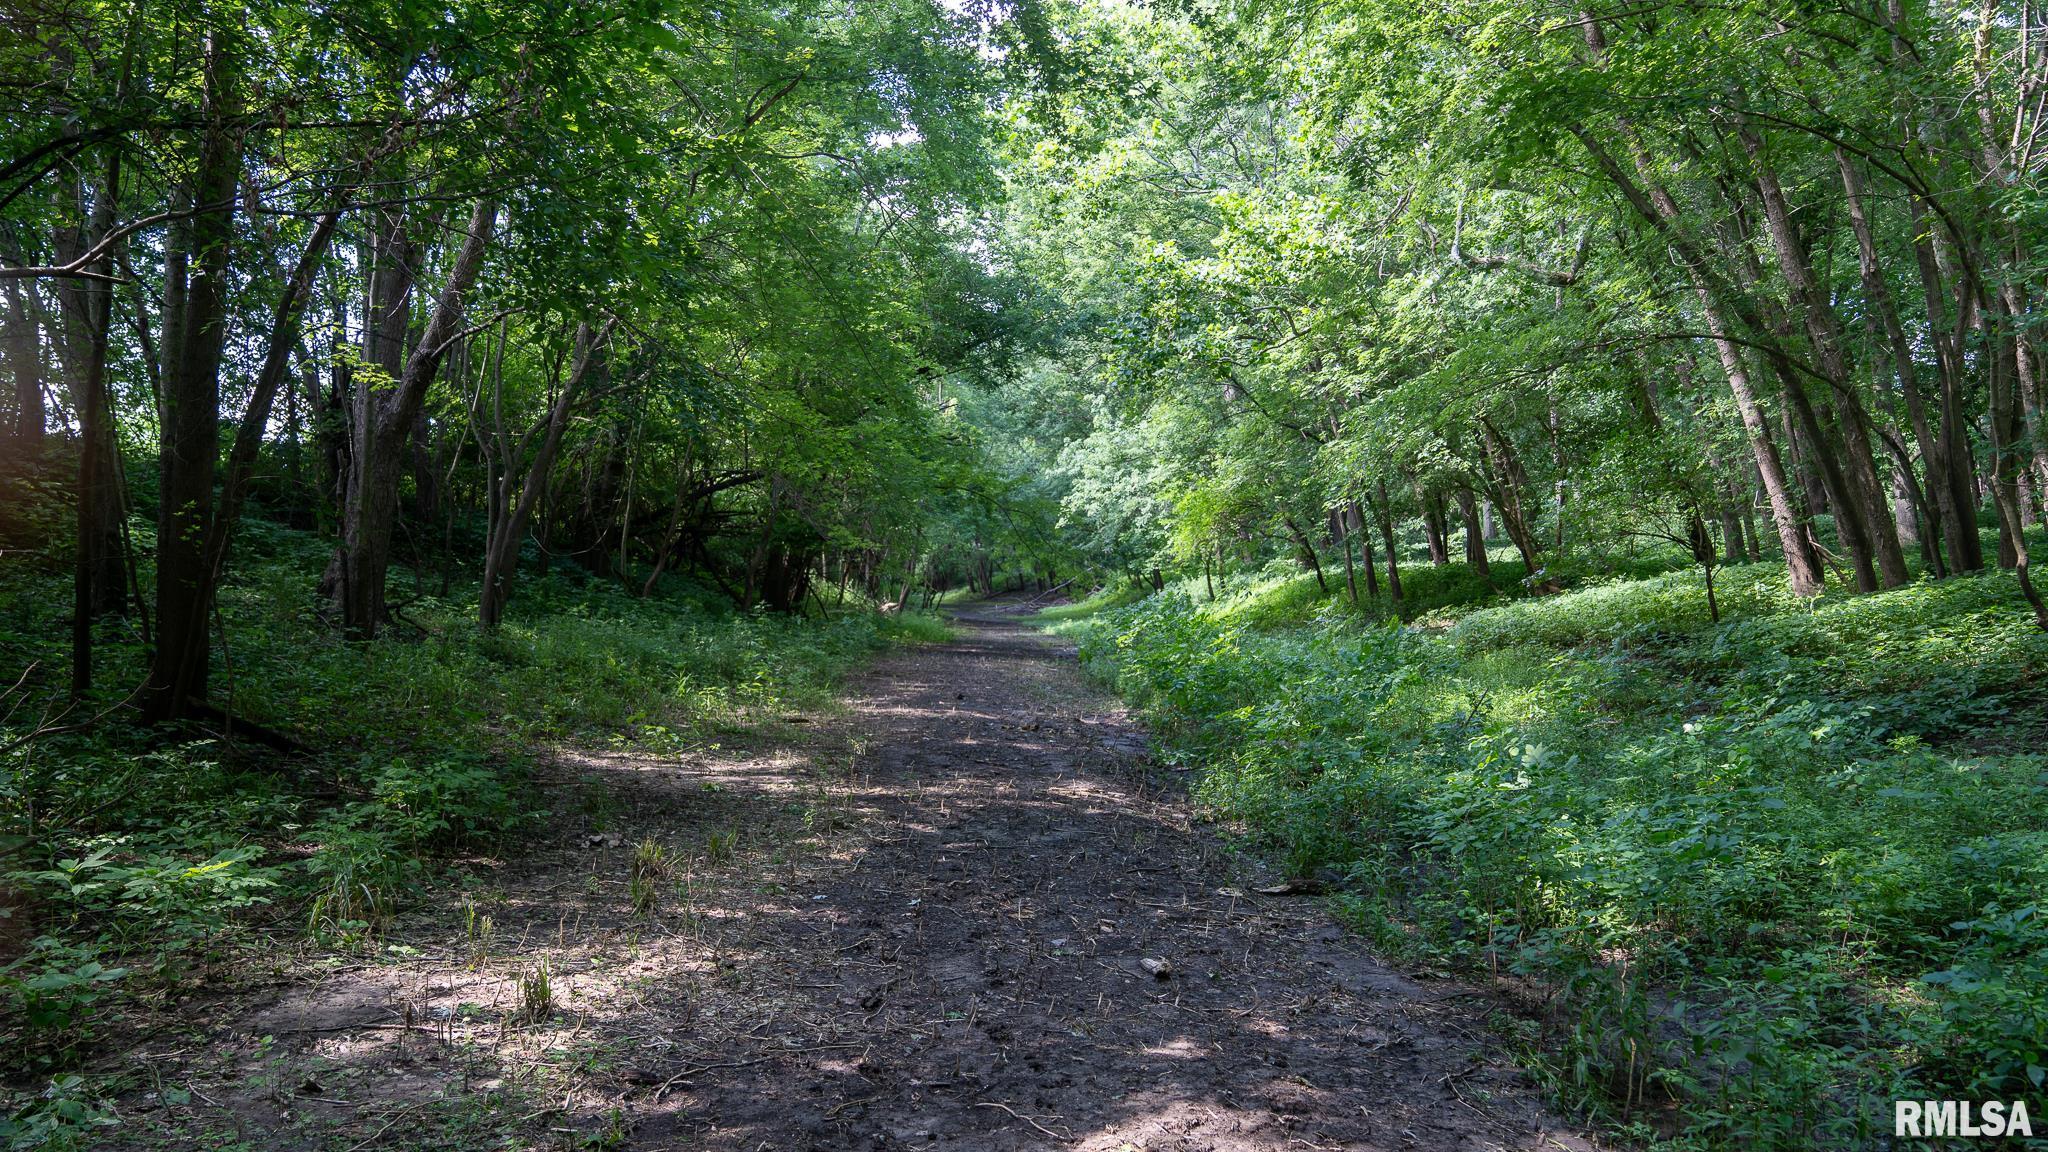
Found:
[0,1074,119,1152]
[0,517,935,1056]
[1033,582,1149,624]
[8,843,279,974]
[366,755,519,850]
[887,612,956,645]
[0,941,126,1063]
[517,957,555,1025]
[1073,565,2048,1146]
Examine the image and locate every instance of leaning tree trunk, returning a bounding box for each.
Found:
[1371,481,1404,603]
[1476,419,1543,574]
[1695,291,1824,596]
[169,210,342,676]
[1565,118,1826,594]
[1840,150,1952,576]
[1741,123,1905,591]
[1983,293,2048,629]
[1282,511,1328,594]
[480,320,612,628]
[334,200,496,639]
[1909,196,1986,572]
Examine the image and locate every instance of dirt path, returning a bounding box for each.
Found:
[115,600,1600,1151]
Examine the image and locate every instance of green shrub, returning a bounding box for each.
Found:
[368,754,520,849]
[0,940,126,1061]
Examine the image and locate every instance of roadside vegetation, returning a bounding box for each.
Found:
[1055,532,2048,1148]
[0,513,946,1144]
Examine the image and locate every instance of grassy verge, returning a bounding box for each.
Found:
[0,517,944,1146]
[1062,551,2048,1149]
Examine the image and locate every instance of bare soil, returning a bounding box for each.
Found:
[102,599,1602,1151]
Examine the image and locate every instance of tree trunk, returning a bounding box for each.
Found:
[1283,511,1328,593]
[1739,123,1906,591]
[1419,483,1449,565]
[66,152,121,696]
[1476,419,1542,574]
[1697,289,1825,595]
[1909,194,1986,571]
[144,42,240,720]
[1455,485,1491,581]
[481,320,612,628]
[1983,291,2048,628]
[1332,507,1359,605]
[1719,500,1746,566]
[209,214,337,546]
[53,182,125,620]
[1840,150,1952,576]
[334,200,497,638]
[2,281,43,454]
[1371,481,1403,603]
[1564,118,1825,593]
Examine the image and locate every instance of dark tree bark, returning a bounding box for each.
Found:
[332,199,496,638]
[1419,483,1449,566]
[66,152,120,697]
[1371,481,1403,603]
[1,281,42,452]
[144,41,241,721]
[1331,506,1360,605]
[1282,511,1328,593]
[53,178,125,621]
[1476,419,1542,574]
[169,208,342,677]
[480,319,613,628]
[1348,499,1380,600]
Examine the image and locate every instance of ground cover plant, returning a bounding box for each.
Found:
[0,515,948,1146]
[1059,538,2048,1148]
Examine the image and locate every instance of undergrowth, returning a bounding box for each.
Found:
[1066,549,2048,1149]
[0,516,941,1145]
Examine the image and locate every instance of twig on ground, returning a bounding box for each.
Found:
[975,1100,1074,1143]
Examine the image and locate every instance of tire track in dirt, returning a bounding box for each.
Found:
[632,599,1601,1151]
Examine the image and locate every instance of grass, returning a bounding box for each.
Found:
[1064,538,2048,1149]
[1032,581,1148,624]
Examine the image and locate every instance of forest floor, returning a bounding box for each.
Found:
[103,597,1602,1152]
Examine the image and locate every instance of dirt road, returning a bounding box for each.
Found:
[130,602,1600,1151]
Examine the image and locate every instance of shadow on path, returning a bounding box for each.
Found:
[633,599,1601,1152]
